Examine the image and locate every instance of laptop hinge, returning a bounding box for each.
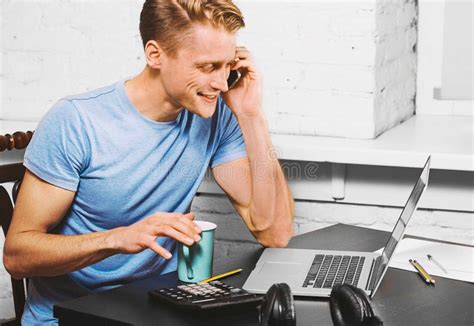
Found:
[365,256,382,292]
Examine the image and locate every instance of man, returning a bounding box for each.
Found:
[4,0,294,324]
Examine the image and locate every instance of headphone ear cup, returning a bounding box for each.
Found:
[329,286,345,326]
[259,283,296,326]
[352,287,383,326]
[275,283,296,326]
[260,284,278,326]
[353,287,374,318]
[330,284,365,326]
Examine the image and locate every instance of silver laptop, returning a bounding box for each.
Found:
[243,157,431,298]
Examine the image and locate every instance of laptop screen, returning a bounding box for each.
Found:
[370,157,431,295]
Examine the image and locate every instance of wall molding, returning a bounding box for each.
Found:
[199,161,474,213]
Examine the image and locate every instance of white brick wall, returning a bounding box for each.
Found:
[1,0,417,138]
[236,0,417,138]
[1,0,144,121]
[0,1,3,118]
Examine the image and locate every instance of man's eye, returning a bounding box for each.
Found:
[202,65,214,72]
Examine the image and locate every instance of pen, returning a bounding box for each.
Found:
[427,254,448,274]
[198,268,243,284]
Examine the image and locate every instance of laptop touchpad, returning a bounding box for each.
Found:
[259,262,306,283]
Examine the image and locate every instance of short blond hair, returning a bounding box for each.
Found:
[139,0,245,56]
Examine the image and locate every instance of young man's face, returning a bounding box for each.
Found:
[159,23,237,118]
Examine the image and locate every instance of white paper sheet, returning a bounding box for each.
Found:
[380,238,473,283]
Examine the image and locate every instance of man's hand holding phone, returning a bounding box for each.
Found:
[222,46,263,119]
[227,69,241,90]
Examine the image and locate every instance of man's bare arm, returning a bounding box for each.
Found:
[216,46,294,247]
[3,170,201,279]
[212,123,294,248]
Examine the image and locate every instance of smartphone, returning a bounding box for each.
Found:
[227,70,241,89]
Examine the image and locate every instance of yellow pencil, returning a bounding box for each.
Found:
[409,259,435,285]
[414,260,436,284]
[198,268,243,284]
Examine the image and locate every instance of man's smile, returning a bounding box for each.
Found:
[197,92,219,102]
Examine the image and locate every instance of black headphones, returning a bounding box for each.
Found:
[330,284,383,326]
[259,283,296,326]
[258,283,382,326]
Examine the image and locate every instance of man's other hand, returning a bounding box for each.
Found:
[109,212,202,259]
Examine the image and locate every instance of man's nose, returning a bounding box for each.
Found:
[210,69,229,92]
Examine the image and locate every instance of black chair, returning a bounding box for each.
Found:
[0,180,26,326]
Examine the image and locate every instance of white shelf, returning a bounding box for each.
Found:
[272,115,473,172]
[1,116,473,172]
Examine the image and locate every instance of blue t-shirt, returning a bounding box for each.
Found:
[21,80,247,325]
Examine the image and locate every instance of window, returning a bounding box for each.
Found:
[433,0,473,100]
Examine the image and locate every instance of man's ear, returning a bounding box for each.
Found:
[144,40,164,69]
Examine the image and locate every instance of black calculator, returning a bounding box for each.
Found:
[148,280,262,310]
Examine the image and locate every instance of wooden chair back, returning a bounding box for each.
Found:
[0,180,26,326]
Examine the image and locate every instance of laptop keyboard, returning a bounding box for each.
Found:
[302,254,365,288]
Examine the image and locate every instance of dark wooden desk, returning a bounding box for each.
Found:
[54,224,473,325]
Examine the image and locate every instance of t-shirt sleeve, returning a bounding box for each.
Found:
[23,99,89,191]
[210,101,247,168]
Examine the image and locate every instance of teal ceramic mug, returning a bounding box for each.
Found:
[178,221,217,283]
